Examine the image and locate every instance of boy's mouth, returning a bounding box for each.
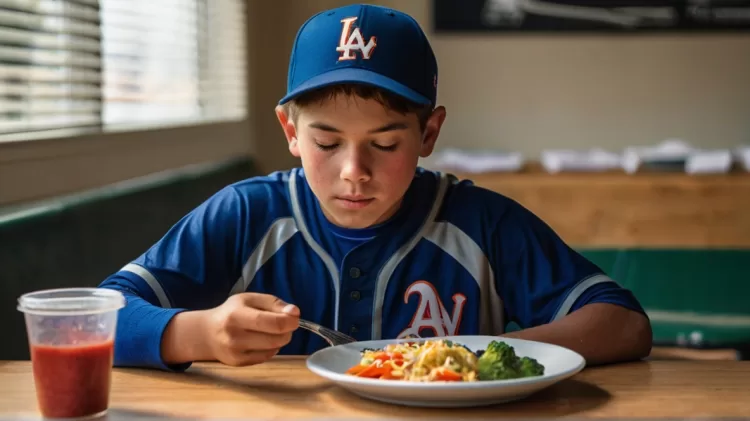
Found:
[335,196,375,209]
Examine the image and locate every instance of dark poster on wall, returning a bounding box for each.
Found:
[433,0,750,33]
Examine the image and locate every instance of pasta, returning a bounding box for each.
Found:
[345,340,479,382]
[345,339,546,382]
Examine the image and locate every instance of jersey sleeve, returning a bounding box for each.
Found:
[99,185,250,370]
[492,202,646,330]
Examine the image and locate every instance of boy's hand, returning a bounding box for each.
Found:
[205,293,300,366]
[160,293,300,367]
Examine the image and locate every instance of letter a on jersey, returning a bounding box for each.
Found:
[336,17,377,61]
[398,281,467,339]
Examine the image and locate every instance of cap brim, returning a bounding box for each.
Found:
[278,67,432,106]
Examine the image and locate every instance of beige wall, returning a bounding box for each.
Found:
[249,0,750,173]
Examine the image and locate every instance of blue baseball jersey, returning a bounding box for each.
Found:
[99,167,645,370]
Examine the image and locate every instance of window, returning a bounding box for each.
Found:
[0,0,246,139]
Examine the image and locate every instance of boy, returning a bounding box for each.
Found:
[99,4,651,371]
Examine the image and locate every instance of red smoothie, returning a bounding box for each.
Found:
[30,340,114,418]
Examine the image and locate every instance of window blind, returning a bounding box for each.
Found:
[0,0,102,135]
[101,0,247,127]
[0,0,247,138]
[100,0,200,126]
[197,0,247,122]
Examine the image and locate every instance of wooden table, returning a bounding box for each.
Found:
[1,358,749,420]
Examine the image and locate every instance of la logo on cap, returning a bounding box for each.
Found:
[336,17,377,61]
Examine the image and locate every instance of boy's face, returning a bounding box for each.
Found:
[276,94,446,229]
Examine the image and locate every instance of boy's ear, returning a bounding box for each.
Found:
[275,105,300,158]
[419,106,447,158]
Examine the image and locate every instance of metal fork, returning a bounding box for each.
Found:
[298,319,357,346]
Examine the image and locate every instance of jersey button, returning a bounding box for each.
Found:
[349,267,361,278]
[349,325,359,335]
[349,290,361,301]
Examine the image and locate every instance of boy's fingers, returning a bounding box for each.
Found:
[227,330,293,352]
[225,348,280,367]
[240,293,300,316]
[232,306,299,334]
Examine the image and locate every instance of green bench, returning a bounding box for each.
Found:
[583,249,750,354]
[0,159,258,360]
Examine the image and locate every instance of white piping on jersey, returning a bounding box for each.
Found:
[422,221,505,336]
[229,217,299,295]
[551,273,615,321]
[288,168,342,330]
[371,173,451,340]
[121,263,172,308]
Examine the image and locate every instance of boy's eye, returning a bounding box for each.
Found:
[373,143,398,152]
[314,142,338,151]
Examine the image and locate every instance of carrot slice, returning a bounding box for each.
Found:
[377,364,396,379]
[434,369,462,381]
[346,364,368,375]
[356,364,388,378]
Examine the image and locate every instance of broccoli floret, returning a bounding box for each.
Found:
[476,340,545,380]
[519,356,544,377]
[477,341,521,380]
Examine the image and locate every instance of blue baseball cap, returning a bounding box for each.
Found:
[279,4,438,107]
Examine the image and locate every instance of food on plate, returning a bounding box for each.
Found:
[345,339,544,382]
[476,339,545,380]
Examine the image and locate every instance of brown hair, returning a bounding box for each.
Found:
[283,84,434,131]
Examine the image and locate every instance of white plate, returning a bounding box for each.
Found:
[306,335,586,408]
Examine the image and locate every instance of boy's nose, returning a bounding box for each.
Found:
[340,153,371,183]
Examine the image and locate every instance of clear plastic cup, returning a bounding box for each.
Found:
[17,288,125,419]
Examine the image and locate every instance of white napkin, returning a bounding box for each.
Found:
[686,149,733,174]
[623,139,732,174]
[540,148,623,174]
[622,138,692,174]
[429,148,525,173]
